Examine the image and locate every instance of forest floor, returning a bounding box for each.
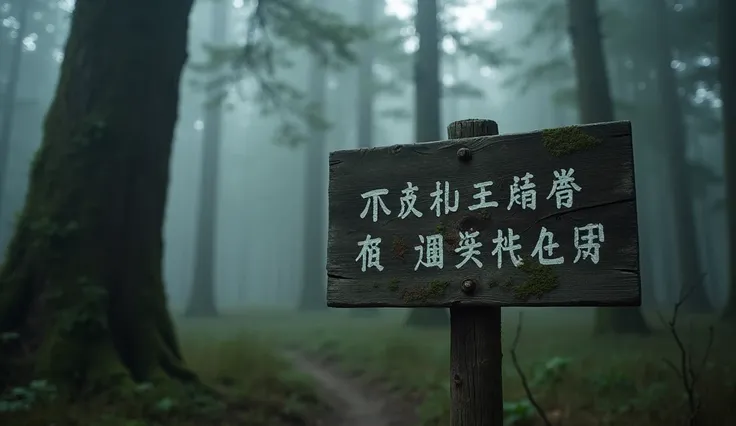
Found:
[215,307,736,426]
[284,351,396,426]
[1,319,332,426]
[5,308,736,425]
[176,316,414,426]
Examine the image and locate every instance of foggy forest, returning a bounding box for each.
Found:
[0,0,734,425]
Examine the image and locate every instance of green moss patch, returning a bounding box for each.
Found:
[507,259,559,300]
[542,126,601,156]
[402,281,449,303]
[389,279,400,292]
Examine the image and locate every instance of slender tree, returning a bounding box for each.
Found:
[0,0,30,214]
[648,0,711,312]
[299,1,329,311]
[719,0,736,320]
[356,0,376,152]
[404,0,449,329]
[185,0,228,318]
[350,0,380,318]
[567,0,649,334]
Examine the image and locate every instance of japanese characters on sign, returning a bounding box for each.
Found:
[354,169,603,273]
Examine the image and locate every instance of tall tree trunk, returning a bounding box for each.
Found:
[185,0,227,318]
[351,0,380,318]
[299,2,329,310]
[356,0,375,151]
[649,0,711,312]
[0,0,197,388]
[719,0,736,320]
[0,0,30,214]
[404,0,448,329]
[631,15,676,304]
[614,54,657,308]
[567,0,649,334]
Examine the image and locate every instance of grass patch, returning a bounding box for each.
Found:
[1,320,328,426]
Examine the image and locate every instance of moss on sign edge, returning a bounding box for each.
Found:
[541,125,601,156]
[402,281,449,303]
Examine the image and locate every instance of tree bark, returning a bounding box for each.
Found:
[719,0,736,320]
[567,0,649,334]
[404,0,448,328]
[0,0,197,388]
[649,0,711,313]
[185,0,227,318]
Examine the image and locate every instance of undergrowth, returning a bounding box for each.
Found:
[3,308,733,426]
[0,328,328,426]
[241,308,736,426]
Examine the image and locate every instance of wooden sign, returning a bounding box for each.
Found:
[326,120,640,308]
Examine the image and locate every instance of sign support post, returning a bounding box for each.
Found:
[447,119,503,425]
[326,118,641,426]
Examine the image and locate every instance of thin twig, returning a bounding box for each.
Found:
[657,281,715,426]
[510,312,553,426]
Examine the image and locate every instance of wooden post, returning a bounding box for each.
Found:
[325,118,641,426]
[447,119,503,425]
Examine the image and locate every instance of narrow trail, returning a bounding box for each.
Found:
[284,352,390,426]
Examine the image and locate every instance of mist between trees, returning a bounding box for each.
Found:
[0,0,734,425]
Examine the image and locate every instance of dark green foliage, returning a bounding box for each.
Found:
[188,0,370,146]
[499,0,721,133]
[0,379,57,413]
[368,1,511,114]
[444,32,514,69]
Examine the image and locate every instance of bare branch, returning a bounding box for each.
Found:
[691,326,714,388]
[510,313,553,426]
[188,0,369,145]
[658,281,715,426]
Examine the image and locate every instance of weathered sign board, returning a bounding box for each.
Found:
[326,119,640,426]
[326,120,640,308]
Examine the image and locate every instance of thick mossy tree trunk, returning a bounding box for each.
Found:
[567,0,649,334]
[719,0,736,321]
[0,0,197,390]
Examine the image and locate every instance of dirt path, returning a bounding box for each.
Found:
[284,352,390,426]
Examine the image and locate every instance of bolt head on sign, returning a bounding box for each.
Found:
[457,147,472,161]
[461,279,476,294]
[325,121,640,308]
